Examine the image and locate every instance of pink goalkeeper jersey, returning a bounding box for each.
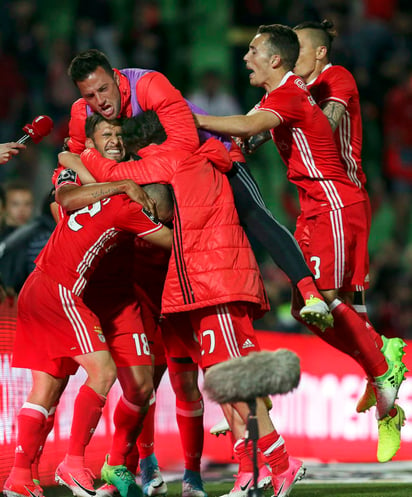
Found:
[307,63,366,189]
[256,71,365,217]
[35,195,163,297]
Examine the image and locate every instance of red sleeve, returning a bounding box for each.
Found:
[67,99,88,154]
[135,72,199,154]
[115,198,164,235]
[316,66,355,108]
[259,84,307,126]
[80,148,175,184]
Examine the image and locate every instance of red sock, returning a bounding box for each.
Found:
[257,430,288,475]
[125,444,140,474]
[176,397,204,472]
[234,438,253,472]
[67,385,105,460]
[292,303,355,356]
[32,404,57,481]
[109,395,147,466]
[234,437,267,473]
[296,276,322,302]
[330,300,387,377]
[11,403,48,482]
[137,395,156,459]
[293,299,385,365]
[353,304,384,349]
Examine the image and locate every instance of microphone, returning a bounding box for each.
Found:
[17,115,54,144]
[203,349,301,404]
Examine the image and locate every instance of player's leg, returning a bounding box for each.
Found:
[4,371,66,497]
[298,205,407,419]
[161,315,206,497]
[99,301,154,497]
[228,161,332,330]
[56,349,117,497]
[191,303,305,497]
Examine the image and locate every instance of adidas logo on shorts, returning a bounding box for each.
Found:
[242,339,255,349]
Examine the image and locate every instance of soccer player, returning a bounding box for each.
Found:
[59,115,204,497]
[66,48,333,333]
[3,119,172,497]
[292,19,407,463]
[194,24,407,423]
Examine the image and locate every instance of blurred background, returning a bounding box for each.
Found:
[1,0,412,338]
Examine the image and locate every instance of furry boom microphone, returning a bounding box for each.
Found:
[203,349,301,404]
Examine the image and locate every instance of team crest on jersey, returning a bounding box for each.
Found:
[94,325,106,343]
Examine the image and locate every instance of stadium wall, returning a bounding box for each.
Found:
[1,301,411,487]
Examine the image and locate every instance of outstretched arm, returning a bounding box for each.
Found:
[194,110,279,138]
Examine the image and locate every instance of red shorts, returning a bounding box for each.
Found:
[139,296,166,366]
[295,202,370,292]
[161,312,201,366]
[165,302,260,368]
[85,286,152,367]
[13,269,108,378]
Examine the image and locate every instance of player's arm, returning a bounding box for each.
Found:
[141,225,173,251]
[194,109,280,138]
[55,157,155,213]
[234,106,272,155]
[56,179,154,212]
[321,100,346,132]
[58,151,96,184]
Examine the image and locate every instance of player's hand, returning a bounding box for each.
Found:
[124,181,156,216]
[237,132,272,155]
[0,142,26,164]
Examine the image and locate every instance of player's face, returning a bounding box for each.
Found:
[294,30,318,82]
[244,34,274,88]
[77,66,121,119]
[92,122,125,162]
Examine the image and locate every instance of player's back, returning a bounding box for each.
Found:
[308,64,365,189]
[36,195,147,297]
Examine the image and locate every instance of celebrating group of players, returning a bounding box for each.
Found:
[3,19,408,497]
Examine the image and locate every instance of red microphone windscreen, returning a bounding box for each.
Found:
[30,115,54,143]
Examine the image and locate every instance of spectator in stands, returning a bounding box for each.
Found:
[0,181,34,240]
[0,191,55,295]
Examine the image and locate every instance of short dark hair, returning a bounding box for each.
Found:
[256,24,300,71]
[85,114,122,139]
[121,111,167,154]
[68,49,114,83]
[142,183,174,223]
[293,19,337,56]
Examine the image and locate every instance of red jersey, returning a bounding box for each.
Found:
[35,195,163,297]
[256,71,365,217]
[307,64,366,189]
